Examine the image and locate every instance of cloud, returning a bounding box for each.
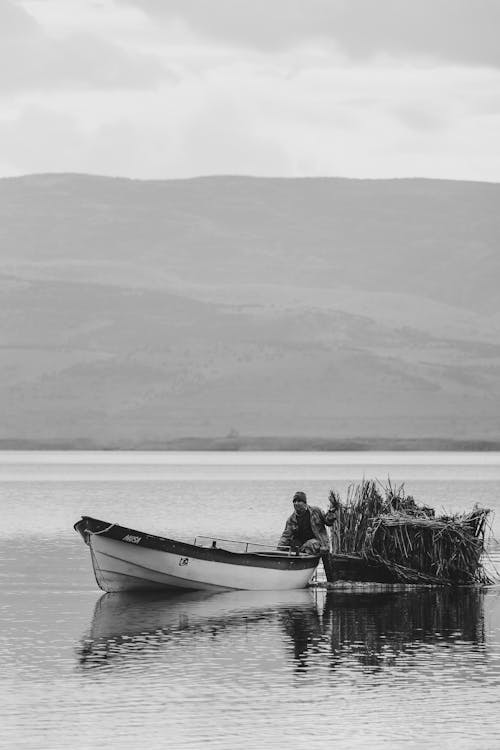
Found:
[1,1,500,181]
[120,0,500,68]
[0,1,167,92]
[0,84,288,178]
[0,0,40,40]
[1,35,170,93]
[2,64,500,182]
[171,96,290,177]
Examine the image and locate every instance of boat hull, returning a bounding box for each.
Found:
[328,553,401,583]
[75,517,320,593]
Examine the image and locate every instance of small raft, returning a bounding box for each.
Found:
[326,481,492,585]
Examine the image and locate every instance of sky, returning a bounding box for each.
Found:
[1,0,500,180]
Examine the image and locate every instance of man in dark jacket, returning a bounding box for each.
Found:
[278,491,337,554]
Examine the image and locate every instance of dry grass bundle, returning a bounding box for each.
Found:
[329,480,385,555]
[329,480,492,585]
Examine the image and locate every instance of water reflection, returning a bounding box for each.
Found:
[78,589,316,669]
[321,588,486,671]
[78,586,489,676]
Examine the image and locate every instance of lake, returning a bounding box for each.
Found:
[1,451,499,749]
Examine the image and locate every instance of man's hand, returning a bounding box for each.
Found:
[329,492,340,511]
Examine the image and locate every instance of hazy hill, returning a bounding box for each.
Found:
[1,173,499,446]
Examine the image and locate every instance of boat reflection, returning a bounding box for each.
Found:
[77,588,316,669]
[77,586,489,675]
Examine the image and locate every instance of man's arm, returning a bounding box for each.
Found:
[278,515,295,548]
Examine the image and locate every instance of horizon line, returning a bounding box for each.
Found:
[1,171,500,186]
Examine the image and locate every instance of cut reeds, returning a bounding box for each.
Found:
[329,480,492,585]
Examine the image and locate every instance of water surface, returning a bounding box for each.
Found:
[1,451,499,749]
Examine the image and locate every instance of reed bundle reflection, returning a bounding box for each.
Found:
[321,589,486,668]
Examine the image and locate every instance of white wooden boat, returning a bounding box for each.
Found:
[74,516,320,593]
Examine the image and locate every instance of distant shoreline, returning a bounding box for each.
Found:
[1,437,500,451]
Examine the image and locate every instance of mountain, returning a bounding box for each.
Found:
[1,173,499,446]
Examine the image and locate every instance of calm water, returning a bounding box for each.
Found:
[1,451,500,749]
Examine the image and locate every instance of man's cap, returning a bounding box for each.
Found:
[293,491,307,504]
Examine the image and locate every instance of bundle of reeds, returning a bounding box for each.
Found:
[329,480,385,555]
[329,480,492,585]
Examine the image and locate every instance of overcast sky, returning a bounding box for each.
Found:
[2,0,500,180]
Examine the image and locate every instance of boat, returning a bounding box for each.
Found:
[74,516,321,593]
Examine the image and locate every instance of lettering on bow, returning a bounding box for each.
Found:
[122,534,142,544]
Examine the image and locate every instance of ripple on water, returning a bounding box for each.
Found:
[2,458,500,749]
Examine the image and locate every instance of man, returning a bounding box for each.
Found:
[278,491,337,554]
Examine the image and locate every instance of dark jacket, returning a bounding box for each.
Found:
[278,505,335,552]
